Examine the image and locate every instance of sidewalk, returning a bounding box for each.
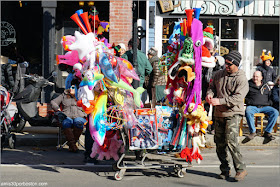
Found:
[11,120,280,147]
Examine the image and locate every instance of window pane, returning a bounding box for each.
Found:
[200,19,219,36]
[162,18,178,53]
[254,24,279,67]
[221,19,238,39]
[220,41,238,56]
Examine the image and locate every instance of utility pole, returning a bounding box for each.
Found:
[132,1,139,89]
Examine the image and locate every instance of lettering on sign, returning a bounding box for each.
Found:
[1,21,16,46]
[171,0,279,17]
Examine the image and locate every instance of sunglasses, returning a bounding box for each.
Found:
[70,86,75,89]
[225,62,234,67]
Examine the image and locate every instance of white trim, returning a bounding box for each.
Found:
[155,16,163,57]
[146,0,149,55]
[238,18,244,69]
[244,19,252,80]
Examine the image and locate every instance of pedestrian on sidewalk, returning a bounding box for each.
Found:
[245,71,279,141]
[206,50,249,181]
[51,82,87,153]
[146,47,166,108]
[122,38,153,104]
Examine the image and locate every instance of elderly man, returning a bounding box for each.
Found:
[206,50,249,181]
[245,71,279,141]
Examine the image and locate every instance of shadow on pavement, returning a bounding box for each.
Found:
[187,169,217,179]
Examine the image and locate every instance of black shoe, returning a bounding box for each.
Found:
[262,132,275,140]
[217,171,230,179]
[247,132,256,140]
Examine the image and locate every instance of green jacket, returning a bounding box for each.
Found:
[207,69,249,117]
[122,49,153,87]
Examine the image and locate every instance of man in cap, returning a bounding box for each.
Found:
[206,50,249,181]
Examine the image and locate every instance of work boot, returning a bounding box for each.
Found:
[63,128,78,153]
[262,131,275,141]
[217,171,230,180]
[247,132,256,140]
[73,127,83,143]
[234,170,248,181]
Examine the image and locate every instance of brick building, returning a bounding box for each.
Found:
[1,1,139,102]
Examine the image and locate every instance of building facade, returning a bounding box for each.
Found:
[149,0,279,79]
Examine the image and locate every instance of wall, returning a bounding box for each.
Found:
[109,0,133,49]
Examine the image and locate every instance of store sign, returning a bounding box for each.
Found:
[171,0,279,17]
[1,21,16,46]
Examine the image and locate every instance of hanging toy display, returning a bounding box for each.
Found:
[160,8,215,164]
[57,7,215,164]
[56,8,142,161]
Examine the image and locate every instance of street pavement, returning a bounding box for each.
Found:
[1,121,279,186]
[1,146,279,187]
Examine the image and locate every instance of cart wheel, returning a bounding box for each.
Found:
[177,169,184,178]
[114,171,123,181]
[8,134,16,149]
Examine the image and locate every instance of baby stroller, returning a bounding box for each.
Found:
[1,86,18,150]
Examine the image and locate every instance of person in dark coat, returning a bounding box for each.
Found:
[272,75,280,111]
[256,50,277,84]
[122,38,153,104]
[1,63,14,91]
[245,71,279,141]
[51,83,87,153]
[147,47,166,108]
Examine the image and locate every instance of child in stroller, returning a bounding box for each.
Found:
[1,86,18,150]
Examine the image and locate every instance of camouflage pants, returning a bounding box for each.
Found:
[214,115,246,173]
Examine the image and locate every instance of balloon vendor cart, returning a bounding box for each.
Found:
[56,8,214,181]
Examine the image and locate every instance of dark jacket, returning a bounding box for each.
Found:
[245,79,272,107]
[256,64,277,84]
[272,85,279,110]
[122,49,153,87]
[1,63,14,91]
[51,90,86,119]
[149,55,166,87]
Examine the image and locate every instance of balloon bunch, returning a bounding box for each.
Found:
[162,9,214,163]
[57,9,143,147]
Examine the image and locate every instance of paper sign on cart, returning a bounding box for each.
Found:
[129,108,158,150]
[156,105,173,150]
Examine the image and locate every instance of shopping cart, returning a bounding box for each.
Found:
[112,108,190,181]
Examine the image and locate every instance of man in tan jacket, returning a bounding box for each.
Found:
[206,50,249,181]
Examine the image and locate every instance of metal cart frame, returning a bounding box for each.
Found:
[112,127,190,180]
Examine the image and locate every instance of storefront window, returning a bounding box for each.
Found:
[162,18,239,57]
[221,41,238,51]
[254,24,279,67]
[200,19,219,36]
[221,19,238,39]
[162,18,177,53]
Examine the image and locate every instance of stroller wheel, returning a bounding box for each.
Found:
[11,113,26,133]
[8,134,16,149]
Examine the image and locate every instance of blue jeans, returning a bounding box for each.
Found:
[62,117,87,129]
[245,106,279,133]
